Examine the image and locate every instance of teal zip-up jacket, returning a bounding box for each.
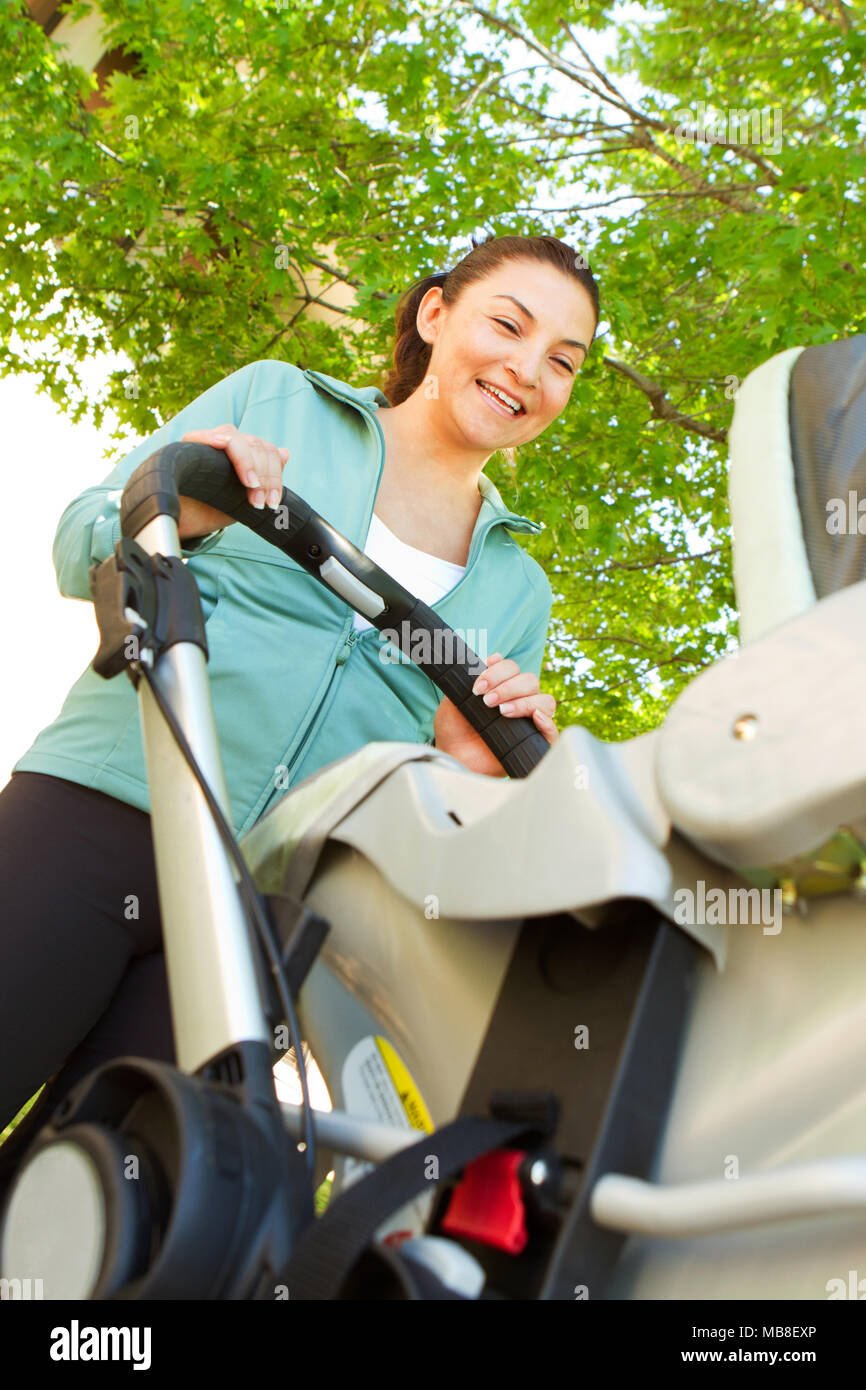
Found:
[12,359,553,838]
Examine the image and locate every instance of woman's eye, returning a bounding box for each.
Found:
[492,319,575,375]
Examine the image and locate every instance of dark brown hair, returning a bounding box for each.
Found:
[380,232,601,417]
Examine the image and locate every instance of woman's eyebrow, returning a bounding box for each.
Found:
[490,294,587,353]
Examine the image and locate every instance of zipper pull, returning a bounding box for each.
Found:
[335,627,361,665]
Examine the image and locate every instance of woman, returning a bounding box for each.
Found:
[0,233,600,1183]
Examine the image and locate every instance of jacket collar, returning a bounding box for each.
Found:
[302,367,543,534]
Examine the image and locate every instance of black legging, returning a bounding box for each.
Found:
[0,770,176,1198]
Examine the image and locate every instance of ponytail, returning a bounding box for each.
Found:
[381,268,450,408]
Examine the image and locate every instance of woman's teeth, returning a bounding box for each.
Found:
[477,380,523,416]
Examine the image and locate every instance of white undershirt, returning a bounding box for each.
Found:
[352,511,466,632]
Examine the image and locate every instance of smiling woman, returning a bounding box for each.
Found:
[370,232,601,776]
[372,235,599,561]
[381,232,600,478]
[0,231,601,1184]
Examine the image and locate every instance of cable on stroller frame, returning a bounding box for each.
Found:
[130,647,317,1184]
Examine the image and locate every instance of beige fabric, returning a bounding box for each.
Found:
[241,730,731,969]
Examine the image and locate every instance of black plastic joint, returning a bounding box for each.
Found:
[89,537,209,681]
[146,551,209,662]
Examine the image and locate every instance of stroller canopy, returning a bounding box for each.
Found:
[729,334,866,643]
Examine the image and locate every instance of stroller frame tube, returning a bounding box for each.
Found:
[133,512,271,1074]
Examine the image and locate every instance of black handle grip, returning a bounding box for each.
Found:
[399,597,551,778]
[119,438,313,546]
[119,442,550,778]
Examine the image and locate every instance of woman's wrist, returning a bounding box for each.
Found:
[177,494,233,541]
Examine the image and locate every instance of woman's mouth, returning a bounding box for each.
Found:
[476,380,526,418]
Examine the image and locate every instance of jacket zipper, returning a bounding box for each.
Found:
[257,624,365,819]
[287,625,363,777]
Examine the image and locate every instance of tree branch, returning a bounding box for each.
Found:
[601,357,729,443]
[797,0,855,32]
[570,545,727,574]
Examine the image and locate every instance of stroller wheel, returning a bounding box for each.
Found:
[0,1124,157,1300]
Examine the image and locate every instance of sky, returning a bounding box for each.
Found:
[2,7,655,790]
[0,354,133,789]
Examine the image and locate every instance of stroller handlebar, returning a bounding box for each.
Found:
[120,441,550,778]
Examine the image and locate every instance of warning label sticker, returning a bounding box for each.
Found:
[340,1035,435,1243]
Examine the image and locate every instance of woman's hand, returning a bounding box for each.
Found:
[176,425,290,538]
[433,651,559,777]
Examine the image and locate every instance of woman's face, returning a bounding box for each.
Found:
[417,258,597,451]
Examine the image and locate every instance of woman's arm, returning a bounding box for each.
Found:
[176,423,289,537]
[432,569,556,775]
[433,649,558,777]
[51,363,262,600]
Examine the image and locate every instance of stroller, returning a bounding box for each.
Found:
[2,334,865,1301]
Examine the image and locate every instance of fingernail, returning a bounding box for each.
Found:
[251,490,265,509]
[267,488,282,508]
[247,471,261,489]
[473,678,488,695]
[499,701,515,714]
[483,691,499,706]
